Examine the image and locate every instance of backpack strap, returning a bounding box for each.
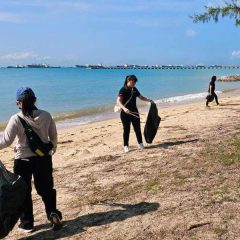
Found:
[123,88,134,107]
[18,116,33,133]
[17,116,52,157]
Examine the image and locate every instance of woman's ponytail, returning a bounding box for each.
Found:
[21,94,37,117]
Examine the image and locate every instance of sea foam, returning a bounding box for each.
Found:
[155,91,222,104]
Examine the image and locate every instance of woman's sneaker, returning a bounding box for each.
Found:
[124,146,129,153]
[49,212,63,231]
[138,143,144,151]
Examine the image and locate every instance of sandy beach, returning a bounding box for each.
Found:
[2,89,240,240]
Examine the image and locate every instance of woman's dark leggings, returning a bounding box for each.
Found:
[14,155,61,228]
[120,111,143,146]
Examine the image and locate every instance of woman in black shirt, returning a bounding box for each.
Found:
[206,75,219,106]
[117,75,153,153]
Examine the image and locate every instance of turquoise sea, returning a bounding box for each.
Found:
[0,68,240,126]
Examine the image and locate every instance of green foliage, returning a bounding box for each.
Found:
[191,0,240,26]
[218,138,240,166]
[219,153,237,166]
[213,227,228,236]
[144,179,161,191]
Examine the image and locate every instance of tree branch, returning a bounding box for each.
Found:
[191,0,240,26]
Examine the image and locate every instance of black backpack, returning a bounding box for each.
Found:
[18,116,53,157]
[0,161,27,239]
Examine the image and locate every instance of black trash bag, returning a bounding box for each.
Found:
[0,161,27,239]
[144,102,161,144]
[206,94,214,102]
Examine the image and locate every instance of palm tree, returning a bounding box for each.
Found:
[191,0,240,26]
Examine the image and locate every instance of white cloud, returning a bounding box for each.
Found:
[232,51,240,58]
[0,12,22,23]
[0,52,50,60]
[186,29,197,37]
[0,0,202,26]
[3,0,200,13]
[5,0,93,11]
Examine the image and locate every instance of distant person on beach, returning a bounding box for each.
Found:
[206,75,219,107]
[117,75,153,153]
[0,87,62,233]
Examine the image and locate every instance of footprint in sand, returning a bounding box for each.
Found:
[82,149,91,154]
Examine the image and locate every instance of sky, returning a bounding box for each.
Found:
[0,0,239,66]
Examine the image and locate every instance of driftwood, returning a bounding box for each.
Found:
[187,222,211,231]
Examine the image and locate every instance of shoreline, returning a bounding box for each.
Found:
[0,87,239,132]
[55,87,239,129]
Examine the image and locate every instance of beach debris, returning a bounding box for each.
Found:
[58,140,73,144]
[187,222,211,231]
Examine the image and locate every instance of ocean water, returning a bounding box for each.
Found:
[0,67,240,126]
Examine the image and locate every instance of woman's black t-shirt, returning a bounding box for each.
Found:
[208,81,215,94]
[118,87,141,111]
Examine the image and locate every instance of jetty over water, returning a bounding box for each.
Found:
[76,64,240,70]
[4,64,240,70]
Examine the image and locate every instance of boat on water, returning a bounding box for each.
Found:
[27,63,50,68]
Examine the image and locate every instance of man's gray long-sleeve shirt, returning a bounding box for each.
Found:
[0,109,57,159]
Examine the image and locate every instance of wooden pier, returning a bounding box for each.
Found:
[76,65,240,70]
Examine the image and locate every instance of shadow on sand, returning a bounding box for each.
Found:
[220,103,240,106]
[146,139,199,149]
[18,202,160,240]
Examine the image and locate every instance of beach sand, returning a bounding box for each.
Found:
[2,89,240,239]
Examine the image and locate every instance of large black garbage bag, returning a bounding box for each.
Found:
[144,102,161,144]
[206,94,214,102]
[0,161,27,239]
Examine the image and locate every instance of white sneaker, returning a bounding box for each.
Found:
[124,146,129,153]
[18,226,35,233]
[138,143,144,150]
